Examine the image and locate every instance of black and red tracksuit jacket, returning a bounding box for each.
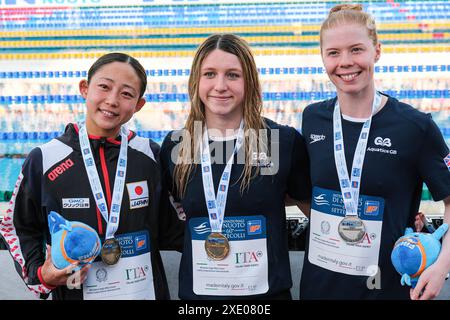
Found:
[0,123,183,300]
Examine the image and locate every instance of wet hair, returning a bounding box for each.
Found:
[87,52,147,98]
[174,33,266,197]
[320,4,379,49]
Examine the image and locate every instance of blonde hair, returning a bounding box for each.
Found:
[173,33,266,198]
[320,4,378,49]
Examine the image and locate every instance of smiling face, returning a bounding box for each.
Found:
[79,61,146,138]
[198,49,245,123]
[321,22,380,99]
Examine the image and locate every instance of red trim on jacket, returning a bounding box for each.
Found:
[99,144,112,214]
[73,123,134,144]
[96,207,103,235]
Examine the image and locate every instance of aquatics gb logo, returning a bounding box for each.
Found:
[374,137,392,147]
[367,136,397,155]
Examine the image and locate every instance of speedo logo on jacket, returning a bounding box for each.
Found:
[48,159,74,181]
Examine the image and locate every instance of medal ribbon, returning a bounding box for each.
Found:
[333,92,382,217]
[79,124,128,240]
[200,120,244,233]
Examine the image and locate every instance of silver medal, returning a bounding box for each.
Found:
[338,216,366,243]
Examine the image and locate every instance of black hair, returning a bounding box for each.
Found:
[87,52,147,98]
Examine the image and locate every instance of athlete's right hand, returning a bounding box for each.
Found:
[40,245,91,288]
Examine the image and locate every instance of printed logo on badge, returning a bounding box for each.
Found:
[135,235,147,251]
[96,268,108,282]
[126,181,149,209]
[247,220,262,235]
[314,193,330,206]
[364,200,380,216]
[193,222,211,235]
[321,221,331,235]
[62,198,90,209]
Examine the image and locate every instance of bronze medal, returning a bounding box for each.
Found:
[338,216,366,243]
[205,232,230,260]
[101,238,122,265]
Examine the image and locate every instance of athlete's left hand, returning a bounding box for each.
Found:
[410,262,448,300]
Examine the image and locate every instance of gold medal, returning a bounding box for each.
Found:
[338,216,366,243]
[101,238,122,265]
[205,232,230,260]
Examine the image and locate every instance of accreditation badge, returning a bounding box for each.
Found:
[190,215,268,296]
[308,187,384,276]
[83,230,155,300]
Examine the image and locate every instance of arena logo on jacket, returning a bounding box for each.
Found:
[126,181,149,209]
[48,158,75,181]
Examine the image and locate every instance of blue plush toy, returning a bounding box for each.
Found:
[48,211,101,270]
[391,223,448,288]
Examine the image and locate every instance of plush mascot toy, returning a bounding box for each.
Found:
[48,211,101,270]
[391,223,448,288]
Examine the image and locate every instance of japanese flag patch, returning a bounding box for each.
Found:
[126,181,149,209]
[445,153,450,171]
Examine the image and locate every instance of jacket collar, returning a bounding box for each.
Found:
[72,123,134,145]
